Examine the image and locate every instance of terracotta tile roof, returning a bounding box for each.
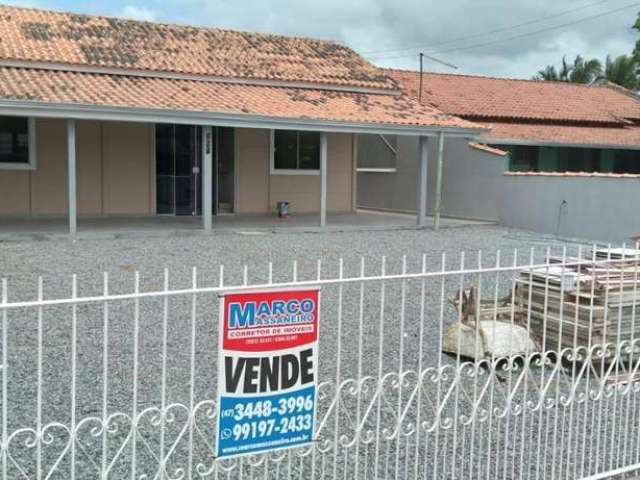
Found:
[0,4,397,92]
[483,122,640,149]
[468,142,508,156]
[386,69,640,124]
[0,66,480,129]
[0,6,486,132]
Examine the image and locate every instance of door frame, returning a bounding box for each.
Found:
[214,127,219,215]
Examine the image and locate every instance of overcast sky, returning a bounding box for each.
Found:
[11,0,640,78]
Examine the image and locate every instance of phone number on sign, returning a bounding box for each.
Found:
[232,414,313,442]
[231,394,314,421]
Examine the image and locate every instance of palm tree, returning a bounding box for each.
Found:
[534,55,602,84]
[603,54,638,90]
[535,56,572,81]
[568,55,602,84]
[536,65,561,81]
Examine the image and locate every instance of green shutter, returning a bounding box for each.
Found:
[599,149,615,173]
[538,147,559,172]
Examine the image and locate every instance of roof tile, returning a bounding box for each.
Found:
[0,6,486,132]
[387,69,640,124]
[468,142,509,156]
[0,4,397,91]
[484,122,640,148]
[0,66,479,129]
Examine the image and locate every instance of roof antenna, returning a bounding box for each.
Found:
[419,52,424,103]
[417,52,457,104]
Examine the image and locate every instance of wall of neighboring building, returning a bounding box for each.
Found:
[235,128,354,214]
[500,144,639,174]
[0,118,154,216]
[435,141,508,221]
[500,173,640,242]
[356,135,508,221]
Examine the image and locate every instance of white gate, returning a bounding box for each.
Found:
[1,245,640,479]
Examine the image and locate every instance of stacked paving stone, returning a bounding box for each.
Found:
[514,248,640,356]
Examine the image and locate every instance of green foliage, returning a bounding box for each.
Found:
[633,14,640,61]
[536,56,572,81]
[534,55,603,84]
[569,55,603,84]
[533,14,640,90]
[535,54,640,90]
[534,13,640,90]
[604,54,638,90]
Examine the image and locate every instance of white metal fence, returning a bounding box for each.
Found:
[1,245,640,479]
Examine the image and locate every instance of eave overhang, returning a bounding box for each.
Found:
[0,99,486,138]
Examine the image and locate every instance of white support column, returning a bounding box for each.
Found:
[351,133,358,212]
[433,132,445,230]
[67,119,77,236]
[319,132,328,227]
[202,126,213,231]
[417,136,428,226]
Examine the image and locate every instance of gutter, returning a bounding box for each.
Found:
[0,99,486,138]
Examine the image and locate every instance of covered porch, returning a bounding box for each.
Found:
[0,112,476,236]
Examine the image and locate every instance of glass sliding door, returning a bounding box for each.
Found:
[155,124,175,214]
[156,124,235,216]
[155,124,203,215]
[173,125,201,215]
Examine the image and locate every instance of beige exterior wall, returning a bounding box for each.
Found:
[326,132,354,212]
[76,120,102,215]
[0,121,352,217]
[0,170,29,215]
[235,128,354,214]
[30,119,67,215]
[0,119,154,216]
[102,122,153,215]
[235,128,270,214]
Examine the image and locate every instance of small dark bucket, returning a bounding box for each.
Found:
[277,201,290,218]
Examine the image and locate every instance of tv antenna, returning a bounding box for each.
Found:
[418,52,458,103]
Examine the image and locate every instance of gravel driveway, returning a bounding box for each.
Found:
[1,225,633,479]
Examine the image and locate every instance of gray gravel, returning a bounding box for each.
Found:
[0,224,635,479]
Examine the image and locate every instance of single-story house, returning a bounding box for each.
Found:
[357,69,640,241]
[0,5,483,234]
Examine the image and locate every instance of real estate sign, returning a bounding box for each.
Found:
[215,287,320,459]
